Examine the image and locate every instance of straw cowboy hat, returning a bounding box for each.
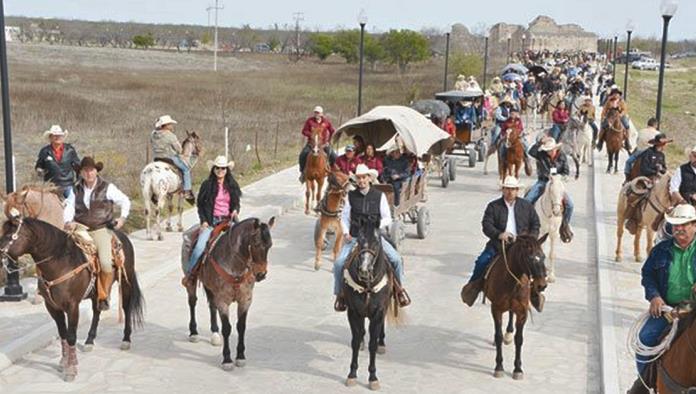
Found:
[500,175,523,189]
[43,125,68,138]
[500,96,515,106]
[354,163,378,181]
[155,115,177,129]
[539,138,563,152]
[647,133,673,146]
[206,155,235,170]
[313,106,324,114]
[456,74,466,80]
[665,204,696,225]
[73,156,103,173]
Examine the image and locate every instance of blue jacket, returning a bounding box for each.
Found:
[641,239,696,305]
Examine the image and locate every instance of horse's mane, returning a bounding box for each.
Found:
[19,183,61,195]
[507,235,539,255]
[2,218,85,263]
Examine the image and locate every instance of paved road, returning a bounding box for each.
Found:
[0,125,603,393]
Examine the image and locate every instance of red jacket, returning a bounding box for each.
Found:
[360,155,384,175]
[301,116,335,145]
[501,117,524,138]
[552,108,570,125]
[335,154,360,175]
[444,118,456,137]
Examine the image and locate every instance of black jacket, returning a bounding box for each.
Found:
[482,197,540,251]
[382,156,411,183]
[529,142,570,182]
[196,176,241,225]
[35,143,80,188]
[638,147,666,178]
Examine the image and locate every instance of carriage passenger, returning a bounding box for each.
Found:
[359,143,384,177]
[299,106,337,182]
[455,101,477,132]
[352,135,366,156]
[334,145,360,175]
[150,115,195,204]
[35,125,81,199]
[382,147,412,207]
[669,146,696,206]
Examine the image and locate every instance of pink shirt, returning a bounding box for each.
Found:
[212,182,231,217]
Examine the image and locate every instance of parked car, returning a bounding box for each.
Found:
[632,58,659,70]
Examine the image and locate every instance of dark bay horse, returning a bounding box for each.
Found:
[0,218,144,381]
[342,221,403,390]
[600,108,627,174]
[483,234,548,380]
[184,217,275,369]
[655,304,696,393]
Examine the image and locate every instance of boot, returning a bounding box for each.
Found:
[396,288,412,307]
[530,291,545,312]
[98,271,114,311]
[299,173,305,183]
[184,191,196,205]
[623,173,630,185]
[334,295,347,312]
[181,273,196,288]
[626,376,650,394]
[460,278,484,306]
[560,220,574,243]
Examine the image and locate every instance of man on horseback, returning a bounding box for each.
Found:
[333,164,410,312]
[624,118,660,181]
[525,137,574,241]
[64,157,131,311]
[627,204,696,394]
[669,146,696,206]
[299,106,336,183]
[578,96,599,147]
[35,125,81,199]
[491,96,514,147]
[460,176,540,306]
[150,115,195,204]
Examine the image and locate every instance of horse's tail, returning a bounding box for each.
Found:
[386,290,407,327]
[118,232,146,329]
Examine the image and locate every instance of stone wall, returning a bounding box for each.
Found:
[489,15,597,53]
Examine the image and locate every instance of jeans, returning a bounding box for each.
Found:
[171,156,192,191]
[491,125,502,146]
[61,186,74,200]
[636,316,669,375]
[186,217,224,273]
[624,149,644,176]
[299,144,336,172]
[391,179,405,206]
[525,180,574,223]
[469,246,497,282]
[333,236,404,295]
[550,124,566,141]
[589,121,599,142]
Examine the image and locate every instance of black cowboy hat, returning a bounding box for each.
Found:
[609,88,623,96]
[73,156,104,173]
[648,133,673,146]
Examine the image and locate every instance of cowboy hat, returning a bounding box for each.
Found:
[647,133,673,146]
[665,204,696,225]
[500,175,523,189]
[73,156,103,173]
[609,88,623,96]
[456,74,466,80]
[500,96,514,105]
[155,115,177,129]
[43,125,68,138]
[313,106,324,114]
[539,138,563,152]
[206,155,235,170]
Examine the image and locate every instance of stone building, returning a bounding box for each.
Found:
[489,15,597,53]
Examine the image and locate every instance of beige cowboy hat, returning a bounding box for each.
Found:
[500,175,523,189]
[354,163,378,181]
[647,133,673,146]
[539,138,563,152]
[206,155,235,170]
[665,204,696,225]
[313,105,324,114]
[155,115,177,129]
[43,125,68,138]
[456,74,466,80]
[500,96,515,105]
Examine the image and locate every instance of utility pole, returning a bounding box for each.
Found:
[293,12,304,61]
[210,0,224,72]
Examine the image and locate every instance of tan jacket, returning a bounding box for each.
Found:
[150,129,182,159]
[601,98,628,120]
[578,102,596,121]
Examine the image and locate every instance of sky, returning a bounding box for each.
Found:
[5,0,695,40]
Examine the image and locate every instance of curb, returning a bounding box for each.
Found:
[0,165,305,372]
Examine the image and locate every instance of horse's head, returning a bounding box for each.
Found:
[328,171,351,192]
[548,173,565,216]
[0,217,32,261]
[248,217,275,282]
[606,108,624,131]
[183,130,204,159]
[356,218,382,283]
[516,234,549,293]
[310,134,320,155]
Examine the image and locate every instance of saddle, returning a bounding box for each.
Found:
[623,176,655,235]
[185,220,232,278]
[68,227,126,299]
[153,157,184,177]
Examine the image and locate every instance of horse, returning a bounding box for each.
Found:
[304,131,330,215]
[521,92,539,124]
[655,305,696,393]
[557,116,592,179]
[504,129,525,179]
[483,234,549,380]
[600,108,627,174]
[0,217,144,381]
[2,184,64,228]
[314,171,351,271]
[342,220,404,390]
[538,90,564,127]
[615,173,671,262]
[183,217,275,369]
[534,173,566,283]
[140,131,203,241]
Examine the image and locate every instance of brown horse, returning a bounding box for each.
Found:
[304,132,330,215]
[314,171,351,271]
[600,108,627,174]
[0,217,144,381]
[504,129,525,179]
[483,234,548,380]
[656,306,696,393]
[2,184,64,228]
[184,217,275,369]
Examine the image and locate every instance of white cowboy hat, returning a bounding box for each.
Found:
[456,74,466,80]
[206,155,235,170]
[665,204,696,225]
[313,106,324,114]
[43,125,68,138]
[155,115,177,129]
[354,163,378,180]
[690,145,696,154]
[539,138,563,152]
[500,175,523,189]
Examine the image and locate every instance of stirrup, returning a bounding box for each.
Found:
[397,289,412,307]
[334,296,347,312]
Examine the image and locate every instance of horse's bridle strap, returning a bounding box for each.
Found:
[40,261,91,289]
[210,256,253,288]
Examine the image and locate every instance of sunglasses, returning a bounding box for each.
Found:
[213,166,227,171]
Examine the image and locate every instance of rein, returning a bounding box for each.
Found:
[501,240,525,287]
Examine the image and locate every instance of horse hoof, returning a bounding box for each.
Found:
[377,345,386,355]
[210,333,222,346]
[547,273,556,283]
[493,370,505,378]
[120,341,131,351]
[157,234,164,241]
[513,371,524,380]
[63,372,76,382]
[188,334,200,343]
[369,380,381,391]
[345,378,358,387]
[81,343,94,352]
[314,262,321,271]
[635,256,643,263]
[221,362,235,371]
[235,359,246,367]
[503,332,513,345]
[614,255,622,263]
[177,226,184,232]
[31,294,44,305]
[360,341,365,351]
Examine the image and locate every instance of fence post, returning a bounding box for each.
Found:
[224,126,229,160]
[254,129,261,166]
[274,121,279,159]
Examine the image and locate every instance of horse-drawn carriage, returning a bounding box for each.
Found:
[333,105,451,250]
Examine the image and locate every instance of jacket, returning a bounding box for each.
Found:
[552,108,570,125]
[360,155,384,176]
[196,177,241,225]
[335,154,360,175]
[601,98,628,119]
[529,142,570,182]
[301,116,335,145]
[641,239,696,305]
[151,130,182,159]
[482,197,540,251]
[638,147,666,178]
[35,143,80,188]
[74,178,113,230]
[382,156,411,183]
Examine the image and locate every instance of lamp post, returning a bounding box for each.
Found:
[0,0,26,302]
[521,34,526,54]
[482,34,489,91]
[623,20,635,101]
[357,9,367,116]
[443,32,450,91]
[612,35,618,80]
[656,0,678,128]
[506,34,511,64]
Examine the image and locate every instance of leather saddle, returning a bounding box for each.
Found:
[187,220,232,277]
[154,157,184,178]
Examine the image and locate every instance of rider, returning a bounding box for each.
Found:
[522,75,536,97]
[35,125,81,199]
[577,96,599,147]
[597,87,632,152]
[624,118,660,180]
[382,147,412,207]
[182,155,241,286]
[334,145,360,175]
[299,106,336,182]
[626,204,696,394]
[669,146,696,206]
[525,137,575,242]
[460,175,541,307]
[625,132,670,183]
[64,157,131,311]
[150,115,195,204]
[492,96,514,146]
[332,164,411,312]
[550,100,570,141]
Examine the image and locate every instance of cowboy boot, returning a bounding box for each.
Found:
[560,220,574,243]
[184,191,196,205]
[460,278,484,306]
[98,271,114,311]
[334,294,347,312]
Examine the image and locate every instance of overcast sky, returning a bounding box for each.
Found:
[5,0,695,40]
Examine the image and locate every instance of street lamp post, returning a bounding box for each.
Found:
[656,0,678,128]
[506,34,511,64]
[0,0,26,302]
[612,35,618,80]
[482,34,489,91]
[357,9,367,116]
[623,20,635,101]
[443,32,450,91]
[521,34,526,54]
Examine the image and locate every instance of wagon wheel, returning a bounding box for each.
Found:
[467,147,477,168]
[416,206,431,239]
[448,157,457,181]
[389,221,404,251]
[313,218,330,251]
[477,141,488,162]
[441,164,450,188]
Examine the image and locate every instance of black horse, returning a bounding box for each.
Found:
[342,221,402,390]
[0,218,144,381]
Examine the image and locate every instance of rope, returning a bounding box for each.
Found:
[501,239,523,287]
[627,306,678,364]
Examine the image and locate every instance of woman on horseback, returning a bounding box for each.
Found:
[550,101,570,141]
[182,155,241,286]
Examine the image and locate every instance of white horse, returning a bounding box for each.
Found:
[534,173,565,283]
[140,131,202,241]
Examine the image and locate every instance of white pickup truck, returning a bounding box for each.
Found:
[631,58,659,71]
